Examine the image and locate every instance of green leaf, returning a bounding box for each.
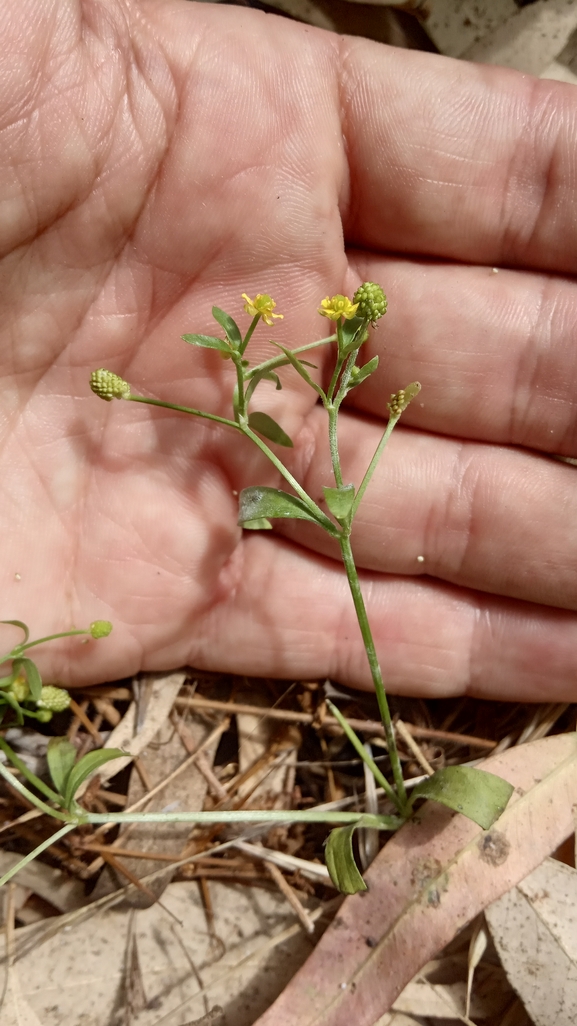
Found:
[339,315,368,357]
[323,484,355,520]
[244,368,282,406]
[271,343,325,398]
[248,411,293,447]
[63,748,126,809]
[238,486,326,528]
[13,657,42,701]
[0,619,30,645]
[46,737,78,796]
[242,518,273,530]
[348,355,379,389]
[325,824,368,895]
[211,307,242,348]
[181,333,232,354]
[410,765,514,830]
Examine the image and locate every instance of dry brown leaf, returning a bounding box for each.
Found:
[253,732,577,1026]
[2,967,46,1026]
[485,856,577,1026]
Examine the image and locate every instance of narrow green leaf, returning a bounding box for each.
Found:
[238,486,325,528]
[63,748,126,809]
[181,333,232,354]
[211,306,242,348]
[241,518,273,530]
[348,355,379,389]
[410,765,514,830]
[248,411,293,447]
[47,737,78,796]
[0,619,30,644]
[325,824,368,895]
[14,657,42,701]
[244,368,282,407]
[272,343,325,398]
[323,484,355,520]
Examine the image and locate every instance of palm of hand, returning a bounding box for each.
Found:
[2,0,577,700]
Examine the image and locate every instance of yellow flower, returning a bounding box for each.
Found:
[318,295,359,321]
[242,293,283,326]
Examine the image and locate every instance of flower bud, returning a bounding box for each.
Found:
[388,382,421,417]
[90,620,113,639]
[37,685,71,713]
[90,369,131,401]
[353,283,387,323]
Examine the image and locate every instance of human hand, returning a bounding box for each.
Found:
[2,0,576,699]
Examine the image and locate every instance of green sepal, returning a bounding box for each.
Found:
[410,765,514,829]
[181,333,232,354]
[348,355,379,389]
[13,657,42,702]
[325,823,368,895]
[242,518,273,530]
[339,315,368,358]
[238,486,326,528]
[211,307,242,349]
[0,619,30,645]
[323,484,355,520]
[63,748,126,810]
[248,411,293,447]
[47,737,78,797]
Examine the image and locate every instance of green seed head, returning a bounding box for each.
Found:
[353,283,387,323]
[37,685,71,713]
[90,620,113,639]
[388,381,421,417]
[90,369,131,401]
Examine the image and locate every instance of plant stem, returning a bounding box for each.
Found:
[244,336,336,382]
[80,809,403,828]
[338,532,408,809]
[0,737,62,805]
[127,395,241,431]
[349,412,400,520]
[0,761,71,821]
[326,700,402,810]
[239,314,260,356]
[327,404,343,487]
[241,425,338,536]
[0,824,76,889]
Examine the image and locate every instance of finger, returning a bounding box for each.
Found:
[343,254,577,456]
[189,533,577,703]
[341,41,577,273]
[277,406,577,613]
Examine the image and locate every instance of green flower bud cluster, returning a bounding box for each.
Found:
[90,369,131,402]
[353,283,387,323]
[388,381,421,417]
[90,620,113,639]
[37,685,71,713]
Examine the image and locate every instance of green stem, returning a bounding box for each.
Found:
[241,425,339,536]
[79,809,403,829]
[338,532,408,809]
[327,404,343,487]
[239,314,260,357]
[349,412,400,521]
[16,629,89,654]
[0,761,71,821]
[127,395,241,431]
[326,700,402,811]
[0,824,76,889]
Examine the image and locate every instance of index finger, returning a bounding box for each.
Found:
[341,42,577,273]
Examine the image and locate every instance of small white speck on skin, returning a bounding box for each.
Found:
[14,573,21,580]
[417,555,425,563]
[340,983,347,990]
[232,489,238,496]
[491,267,499,274]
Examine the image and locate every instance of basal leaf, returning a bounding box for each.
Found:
[325,824,368,895]
[323,484,355,520]
[238,486,326,528]
[63,748,126,809]
[47,737,78,796]
[248,411,293,447]
[410,765,514,830]
[211,306,242,348]
[181,333,232,354]
[13,657,42,702]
